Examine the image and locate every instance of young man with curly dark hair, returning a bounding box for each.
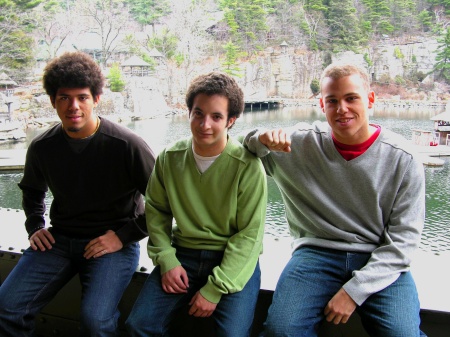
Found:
[0,51,156,337]
[126,72,267,337]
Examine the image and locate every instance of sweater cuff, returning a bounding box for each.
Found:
[199,281,223,304]
[115,216,148,246]
[158,254,182,274]
[25,216,45,237]
[343,278,370,306]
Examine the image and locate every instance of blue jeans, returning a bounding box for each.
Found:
[262,246,425,337]
[126,246,261,337]
[0,231,139,337]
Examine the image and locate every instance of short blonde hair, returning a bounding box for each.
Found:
[320,63,370,91]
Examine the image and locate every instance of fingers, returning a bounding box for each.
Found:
[29,229,55,251]
[162,274,188,293]
[83,231,123,259]
[259,129,291,152]
[188,292,216,317]
[161,266,189,294]
[83,242,109,259]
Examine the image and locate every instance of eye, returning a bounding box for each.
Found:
[326,99,337,104]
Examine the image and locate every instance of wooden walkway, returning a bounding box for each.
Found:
[245,98,282,109]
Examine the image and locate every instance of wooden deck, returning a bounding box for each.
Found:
[1,208,449,336]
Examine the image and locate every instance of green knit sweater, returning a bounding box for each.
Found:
[145,137,267,303]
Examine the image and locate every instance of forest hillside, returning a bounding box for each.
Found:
[2,0,450,103]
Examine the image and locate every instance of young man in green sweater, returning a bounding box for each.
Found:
[126,72,267,337]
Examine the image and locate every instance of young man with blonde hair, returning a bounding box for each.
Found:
[244,63,426,337]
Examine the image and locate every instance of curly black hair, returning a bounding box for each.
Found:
[185,72,244,126]
[43,51,105,99]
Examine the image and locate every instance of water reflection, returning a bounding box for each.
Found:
[1,106,449,254]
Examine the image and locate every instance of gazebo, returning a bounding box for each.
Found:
[431,111,450,145]
[120,56,152,77]
[0,72,17,95]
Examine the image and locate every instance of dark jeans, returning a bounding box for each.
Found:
[0,231,139,337]
[126,246,261,337]
[262,246,425,337]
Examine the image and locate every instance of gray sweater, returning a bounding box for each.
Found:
[244,121,425,305]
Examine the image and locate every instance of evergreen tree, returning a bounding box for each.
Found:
[222,40,242,77]
[219,0,275,54]
[428,0,450,16]
[310,78,320,96]
[0,0,42,80]
[125,0,171,30]
[418,9,433,32]
[434,28,450,83]
[389,0,418,35]
[302,0,328,50]
[107,63,126,92]
[325,0,363,52]
[361,0,393,36]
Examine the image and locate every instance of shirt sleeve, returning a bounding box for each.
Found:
[145,151,180,271]
[115,137,156,245]
[243,128,272,158]
[18,142,47,237]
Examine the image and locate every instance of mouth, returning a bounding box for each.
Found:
[66,115,82,122]
[197,131,213,137]
[336,117,353,124]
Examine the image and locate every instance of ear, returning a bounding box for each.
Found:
[227,116,237,128]
[367,91,375,108]
[319,98,325,113]
[50,97,56,109]
[93,95,101,107]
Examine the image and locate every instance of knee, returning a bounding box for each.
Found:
[80,307,119,334]
[125,309,149,335]
[124,312,138,334]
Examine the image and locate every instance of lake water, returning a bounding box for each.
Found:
[1,106,449,254]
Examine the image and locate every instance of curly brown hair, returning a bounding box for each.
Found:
[185,72,244,127]
[43,51,105,99]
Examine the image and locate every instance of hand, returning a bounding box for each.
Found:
[188,291,217,318]
[324,288,357,324]
[83,230,123,259]
[259,129,291,152]
[29,228,55,251]
[161,265,189,294]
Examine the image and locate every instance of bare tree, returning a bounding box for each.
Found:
[30,2,75,61]
[73,0,133,67]
[165,0,214,89]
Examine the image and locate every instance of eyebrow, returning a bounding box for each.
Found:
[324,92,360,99]
[56,93,90,97]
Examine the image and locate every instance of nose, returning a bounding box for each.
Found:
[200,115,211,129]
[68,98,80,111]
[337,101,348,114]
